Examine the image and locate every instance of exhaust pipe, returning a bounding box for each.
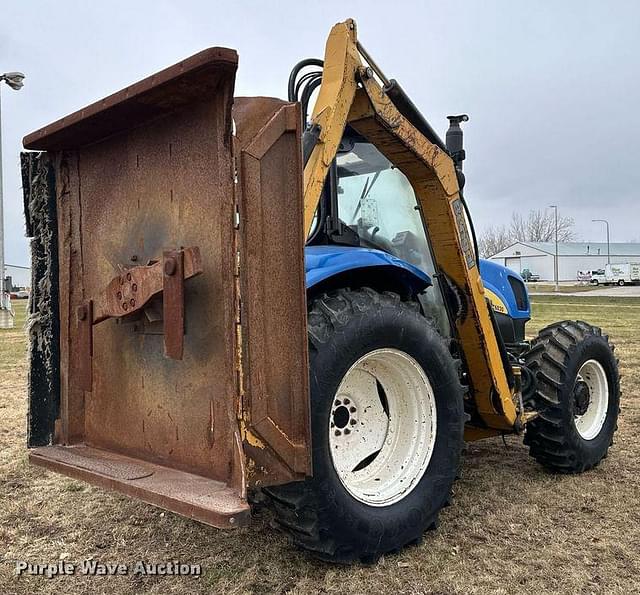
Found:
[446,114,469,170]
[446,114,469,190]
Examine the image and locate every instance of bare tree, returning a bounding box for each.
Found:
[478,224,512,258]
[478,209,576,257]
[510,210,575,243]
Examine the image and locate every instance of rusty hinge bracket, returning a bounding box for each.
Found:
[77,246,203,390]
[92,246,202,325]
[162,249,185,359]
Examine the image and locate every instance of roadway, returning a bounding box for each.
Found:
[529,285,640,297]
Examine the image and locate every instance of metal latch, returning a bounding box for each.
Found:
[77,246,203,390]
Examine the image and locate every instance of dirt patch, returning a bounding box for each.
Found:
[2,298,640,594]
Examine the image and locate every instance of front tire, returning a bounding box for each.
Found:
[265,288,464,563]
[523,321,620,473]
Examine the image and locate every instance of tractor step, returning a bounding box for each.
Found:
[29,445,250,528]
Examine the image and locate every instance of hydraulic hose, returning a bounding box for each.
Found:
[288,58,324,102]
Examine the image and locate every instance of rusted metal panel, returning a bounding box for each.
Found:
[57,152,86,444]
[76,67,240,483]
[235,99,311,484]
[23,48,238,152]
[24,49,247,504]
[30,445,250,528]
[24,47,312,525]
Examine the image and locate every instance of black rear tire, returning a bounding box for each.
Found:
[523,320,620,473]
[264,288,464,563]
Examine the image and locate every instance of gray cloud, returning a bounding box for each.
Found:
[2,0,639,267]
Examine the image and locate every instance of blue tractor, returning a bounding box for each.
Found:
[21,19,620,565]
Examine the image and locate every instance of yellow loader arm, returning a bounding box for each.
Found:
[304,19,522,434]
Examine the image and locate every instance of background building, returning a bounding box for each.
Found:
[488,242,640,281]
[4,263,31,290]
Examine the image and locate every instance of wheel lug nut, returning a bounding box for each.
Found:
[350,406,356,413]
[334,400,341,407]
[350,419,356,426]
[331,422,335,428]
[335,430,341,436]
[344,428,351,435]
[344,398,350,405]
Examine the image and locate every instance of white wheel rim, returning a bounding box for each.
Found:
[574,359,609,440]
[329,348,437,507]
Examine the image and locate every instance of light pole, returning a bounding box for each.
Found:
[0,71,25,328]
[549,205,559,291]
[592,219,610,265]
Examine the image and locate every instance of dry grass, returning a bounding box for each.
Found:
[2,297,640,594]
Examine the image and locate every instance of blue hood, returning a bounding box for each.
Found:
[479,258,530,319]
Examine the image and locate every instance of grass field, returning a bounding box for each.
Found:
[525,283,600,293]
[2,296,640,594]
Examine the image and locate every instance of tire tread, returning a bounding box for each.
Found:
[263,288,464,563]
[523,320,619,473]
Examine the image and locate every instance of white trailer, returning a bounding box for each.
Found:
[604,263,640,286]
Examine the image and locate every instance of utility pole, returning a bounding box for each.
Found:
[592,219,610,265]
[549,205,559,291]
[0,71,25,329]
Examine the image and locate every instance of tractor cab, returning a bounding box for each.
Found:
[305,129,530,345]
[306,129,450,336]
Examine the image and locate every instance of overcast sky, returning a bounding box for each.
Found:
[2,0,639,267]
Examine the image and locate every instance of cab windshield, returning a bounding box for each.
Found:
[336,137,449,336]
[336,139,435,274]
